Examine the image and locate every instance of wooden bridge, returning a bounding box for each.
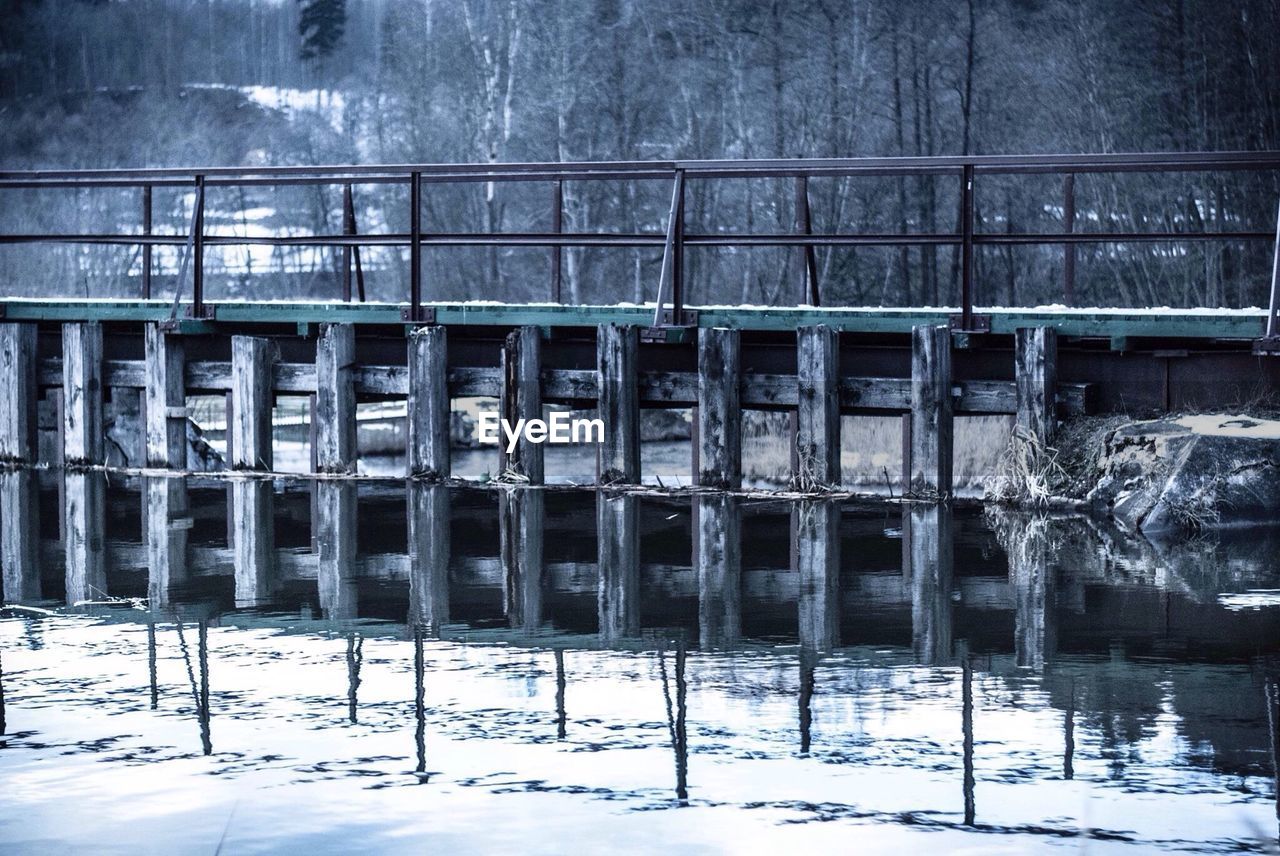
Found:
[1,152,1279,496]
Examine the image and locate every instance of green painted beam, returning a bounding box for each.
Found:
[0,298,1267,340]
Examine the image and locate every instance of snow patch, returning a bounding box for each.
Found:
[1172,414,1280,439]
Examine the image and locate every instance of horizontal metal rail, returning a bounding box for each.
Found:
[1,150,1278,326]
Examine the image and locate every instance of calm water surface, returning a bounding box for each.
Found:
[1,471,1278,854]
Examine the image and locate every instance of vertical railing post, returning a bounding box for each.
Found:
[142,184,153,300]
[192,175,205,319]
[1063,173,1077,307]
[407,171,423,323]
[551,179,563,303]
[342,183,354,302]
[1266,197,1280,341]
[960,164,975,330]
[796,175,819,306]
[672,169,686,323]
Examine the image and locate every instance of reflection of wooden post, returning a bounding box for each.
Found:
[795,325,840,489]
[64,470,106,604]
[500,489,544,632]
[696,493,740,650]
[231,480,274,606]
[408,482,450,631]
[316,480,358,620]
[1008,517,1056,671]
[500,327,543,484]
[0,469,40,602]
[1015,327,1058,448]
[697,328,741,490]
[597,491,640,643]
[597,324,640,485]
[62,322,104,466]
[408,326,450,480]
[908,504,953,665]
[315,323,357,473]
[909,325,952,497]
[144,323,187,468]
[231,336,276,470]
[0,324,38,464]
[796,499,841,653]
[146,477,189,609]
[961,641,976,826]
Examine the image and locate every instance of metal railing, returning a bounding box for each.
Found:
[1,151,1278,331]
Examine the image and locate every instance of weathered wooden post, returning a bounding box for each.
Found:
[315,323,357,474]
[407,326,450,480]
[907,503,954,665]
[1015,327,1058,448]
[796,499,840,653]
[231,479,275,606]
[596,323,640,485]
[0,324,38,464]
[0,469,40,602]
[230,335,276,470]
[500,326,543,484]
[794,325,841,490]
[597,491,640,643]
[63,470,106,604]
[145,476,189,609]
[909,324,953,498]
[408,482,450,631]
[316,479,357,620]
[62,322,104,466]
[144,323,187,468]
[500,488,544,632]
[695,493,741,650]
[697,327,741,490]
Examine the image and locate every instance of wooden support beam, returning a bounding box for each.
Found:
[0,324,38,463]
[408,482,450,631]
[696,493,741,649]
[0,469,40,602]
[596,491,640,643]
[316,480,357,620]
[499,488,544,631]
[697,327,741,490]
[909,325,953,498]
[63,470,106,604]
[795,325,841,489]
[144,323,187,468]
[407,326,450,480]
[500,326,543,484]
[62,322,104,466]
[315,323,357,474]
[796,499,840,652]
[1015,326,1059,448]
[231,479,274,607]
[230,336,276,470]
[596,324,640,485]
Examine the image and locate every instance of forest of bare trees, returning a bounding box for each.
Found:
[1,0,1278,309]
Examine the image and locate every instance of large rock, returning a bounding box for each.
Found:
[1088,414,1280,533]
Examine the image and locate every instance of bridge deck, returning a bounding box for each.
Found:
[0,298,1268,340]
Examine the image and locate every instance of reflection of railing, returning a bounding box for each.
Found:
[1,151,1278,330]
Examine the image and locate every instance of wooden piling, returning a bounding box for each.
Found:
[795,325,840,490]
[230,336,276,470]
[316,480,357,620]
[62,322,104,466]
[63,470,106,604]
[695,493,741,649]
[697,327,741,490]
[0,469,40,602]
[907,504,954,665]
[596,324,640,485]
[1015,326,1058,448]
[408,482,450,630]
[144,323,187,468]
[500,488,544,632]
[596,491,640,643]
[231,480,274,606]
[909,324,953,498]
[407,326,450,480]
[0,324,38,463]
[315,323,357,474]
[500,326,543,484]
[796,499,840,652]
